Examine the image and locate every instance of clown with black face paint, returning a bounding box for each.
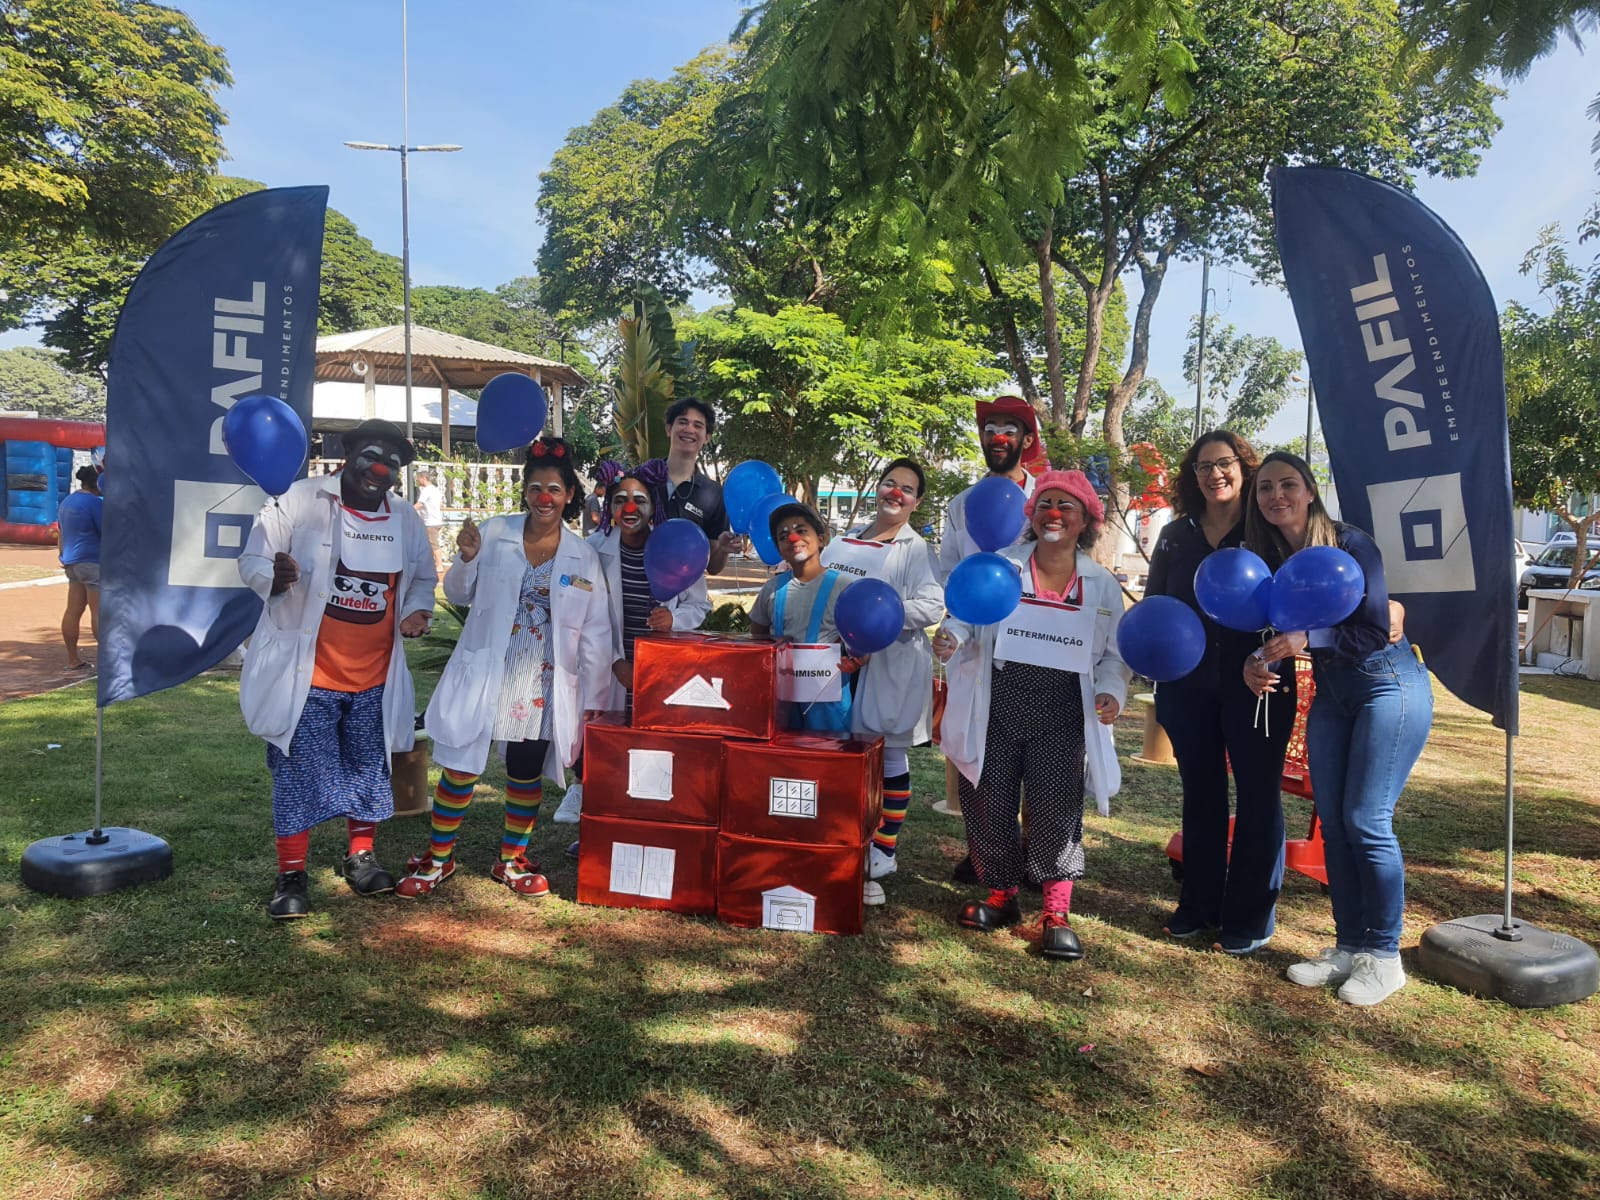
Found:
[238,419,438,921]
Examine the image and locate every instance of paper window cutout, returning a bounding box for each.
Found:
[628,749,674,801]
[610,841,677,899]
[768,776,818,819]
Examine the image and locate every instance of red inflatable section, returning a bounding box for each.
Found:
[0,416,107,545]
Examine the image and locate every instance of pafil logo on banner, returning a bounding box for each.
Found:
[168,279,301,589]
[1350,252,1475,595]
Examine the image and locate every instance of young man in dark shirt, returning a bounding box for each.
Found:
[650,397,738,575]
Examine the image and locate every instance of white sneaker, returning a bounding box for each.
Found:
[551,783,583,824]
[863,880,886,906]
[1337,953,1406,1007]
[1286,948,1356,988]
[868,845,898,880]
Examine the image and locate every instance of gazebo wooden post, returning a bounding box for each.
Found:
[439,380,451,459]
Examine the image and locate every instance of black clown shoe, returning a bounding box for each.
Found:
[1040,913,1084,961]
[340,851,396,896]
[269,870,311,920]
[957,892,1022,932]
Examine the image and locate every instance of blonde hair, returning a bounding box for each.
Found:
[1244,451,1339,562]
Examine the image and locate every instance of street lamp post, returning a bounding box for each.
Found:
[344,0,459,497]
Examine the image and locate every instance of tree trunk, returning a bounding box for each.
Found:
[981,256,1039,402]
[1071,284,1110,437]
[1033,222,1068,429]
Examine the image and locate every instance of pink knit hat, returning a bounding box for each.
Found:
[1025,469,1105,532]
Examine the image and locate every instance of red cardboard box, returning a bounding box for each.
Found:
[716,833,866,935]
[576,813,718,916]
[631,633,778,741]
[583,715,723,826]
[722,733,884,847]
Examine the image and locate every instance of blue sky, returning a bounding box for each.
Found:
[10,0,1598,445]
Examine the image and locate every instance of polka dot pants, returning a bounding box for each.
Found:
[267,685,393,836]
[958,661,1087,890]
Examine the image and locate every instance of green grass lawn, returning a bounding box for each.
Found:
[1,652,1597,1199]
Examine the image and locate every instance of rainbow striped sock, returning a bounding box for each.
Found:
[872,773,912,857]
[429,768,478,867]
[500,774,543,861]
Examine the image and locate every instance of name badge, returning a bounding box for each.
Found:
[993,596,1095,674]
[775,642,842,703]
[821,536,892,582]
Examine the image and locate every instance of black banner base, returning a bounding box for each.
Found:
[20,828,173,900]
[1418,914,1599,1009]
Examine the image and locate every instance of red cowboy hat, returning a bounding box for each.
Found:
[975,395,1047,470]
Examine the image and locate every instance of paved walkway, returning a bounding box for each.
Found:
[0,547,95,703]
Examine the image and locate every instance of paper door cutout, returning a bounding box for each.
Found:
[768,776,818,819]
[610,842,677,899]
[663,675,732,709]
[762,885,817,933]
[627,749,674,801]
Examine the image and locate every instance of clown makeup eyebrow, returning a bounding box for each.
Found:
[983,422,1022,437]
[610,489,651,506]
[774,520,816,540]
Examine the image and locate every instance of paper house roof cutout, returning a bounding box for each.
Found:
[663,674,733,710]
[762,884,816,933]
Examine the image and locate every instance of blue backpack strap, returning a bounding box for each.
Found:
[772,573,791,635]
[805,569,843,644]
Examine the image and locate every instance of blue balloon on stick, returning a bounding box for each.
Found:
[475,373,549,453]
[1194,547,1275,632]
[1268,546,1365,632]
[965,475,1026,552]
[945,552,1023,625]
[723,460,784,535]
[643,517,710,603]
[749,493,800,566]
[1117,595,1206,682]
[835,578,905,657]
[221,394,307,497]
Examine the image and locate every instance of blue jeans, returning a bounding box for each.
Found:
[1307,641,1433,956]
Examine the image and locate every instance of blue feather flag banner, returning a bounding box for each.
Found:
[1272,166,1517,734]
[98,186,328,706]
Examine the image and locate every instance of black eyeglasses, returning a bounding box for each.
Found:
[1193,455,1242,476]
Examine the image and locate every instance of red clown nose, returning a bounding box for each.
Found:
[622,501,639,515]
[369,462,391,478]
[787,532,802,544]
[886,488,905,505]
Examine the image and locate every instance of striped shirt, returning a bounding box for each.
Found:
[620,544,654,656]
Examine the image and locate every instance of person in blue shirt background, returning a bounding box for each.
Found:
[56,465,103,670]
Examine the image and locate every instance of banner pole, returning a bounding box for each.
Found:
[1494,728,1521,940]
[88,705,108,846]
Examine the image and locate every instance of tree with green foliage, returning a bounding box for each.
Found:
[1177,314,1302,443]
[0,0,230,335]
[318,208,404,334]
[1503,199,1600,582]
[707,0,1500,525]
[683,304,1005,509]
[0,347,106,420]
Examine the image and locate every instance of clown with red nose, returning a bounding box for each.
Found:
[237,418,438,922]
[814,458,946,907]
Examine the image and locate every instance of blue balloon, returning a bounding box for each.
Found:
[945,552,1023,625]
[835,578,905,657]
[723,460,784,535]
[1194,547,1275,632]
[749,492,800,566]
[475,373,548,453]
[965,475,1026,552]
[1268,546,1365,632]
[643,517,710,603]
[221,394,307,497]
[1117,595,1206,682]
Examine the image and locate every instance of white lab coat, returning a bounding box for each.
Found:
[237,476,438,756]
[939,543,1128,815]
[822,523,944,747]
[586,527,712,710]
[936,472,1038,582]
[425,518,613,781]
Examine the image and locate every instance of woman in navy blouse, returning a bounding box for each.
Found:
[1146,432,1294,954]
[1243,452,1433,1007]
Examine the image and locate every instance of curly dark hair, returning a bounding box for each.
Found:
[521,437,586,521]
[1168,430,1260,518]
